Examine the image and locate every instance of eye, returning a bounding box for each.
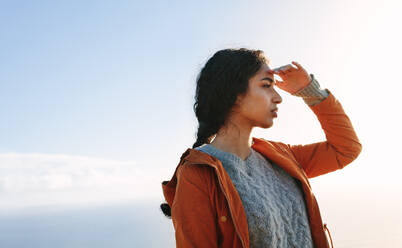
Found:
[263,84,272,88]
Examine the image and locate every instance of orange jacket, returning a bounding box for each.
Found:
[162,90,362,248]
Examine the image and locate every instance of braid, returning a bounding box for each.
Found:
[192,121,218,148]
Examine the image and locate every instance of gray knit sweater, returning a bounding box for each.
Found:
[195,144,314,247]
[194,75,328,247]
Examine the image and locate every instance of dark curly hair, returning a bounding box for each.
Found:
[160,48,268,218]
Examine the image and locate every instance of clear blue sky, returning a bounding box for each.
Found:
[2,0,367,161]
[1,0,402,246]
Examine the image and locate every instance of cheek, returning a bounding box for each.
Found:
[242,94,270,115]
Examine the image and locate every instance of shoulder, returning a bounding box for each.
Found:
[177,161,218,191]
[178,161,215,179]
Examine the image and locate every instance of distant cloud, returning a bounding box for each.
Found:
[0,153,162,211]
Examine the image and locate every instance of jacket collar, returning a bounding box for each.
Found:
[181,137,310,188]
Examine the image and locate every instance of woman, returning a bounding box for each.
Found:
[160,48,362,248]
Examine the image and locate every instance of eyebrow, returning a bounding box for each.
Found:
[261,77,273,83]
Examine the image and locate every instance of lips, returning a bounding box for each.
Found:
[271,108,278,118]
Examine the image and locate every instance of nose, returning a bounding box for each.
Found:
[273,88,282,104]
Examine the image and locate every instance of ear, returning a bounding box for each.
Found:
[235,93,244,106]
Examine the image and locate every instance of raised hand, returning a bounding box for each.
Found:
[272,61,312,95]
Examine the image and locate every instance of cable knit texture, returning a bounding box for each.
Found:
[195,144,314,248]
[292,74,329,106]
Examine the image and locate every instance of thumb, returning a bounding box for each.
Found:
[275,79,284,85]
[275,80,286,91]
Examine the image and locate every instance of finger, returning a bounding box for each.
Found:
[267,68,275,74]
[278,64,293,71]
[277,70,286,77]
[275,79,284,84]
[272,67,282,74]
[284,64,298,73]
[272,67,284,75]
[273,71,281,76]
[274,74,285,84]
[292,61,303,70]
[274,67,292,75]
[274,80,286,91]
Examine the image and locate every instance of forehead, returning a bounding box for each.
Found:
[251,63,274,80]
[258,63,273,75]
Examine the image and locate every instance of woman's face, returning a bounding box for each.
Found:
[233,63,282,129]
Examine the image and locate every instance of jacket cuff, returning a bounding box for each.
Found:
[292,74,330,106]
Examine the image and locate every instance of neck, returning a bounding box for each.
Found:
[210,123,253,161]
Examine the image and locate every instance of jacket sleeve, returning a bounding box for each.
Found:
[285,89,363,178]
[171,163,218,248]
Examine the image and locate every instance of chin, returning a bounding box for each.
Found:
[259,121,274,129]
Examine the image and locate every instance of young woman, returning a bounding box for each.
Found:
[160,48,362,248]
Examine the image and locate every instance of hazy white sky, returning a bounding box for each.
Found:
[1,0,402,246]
